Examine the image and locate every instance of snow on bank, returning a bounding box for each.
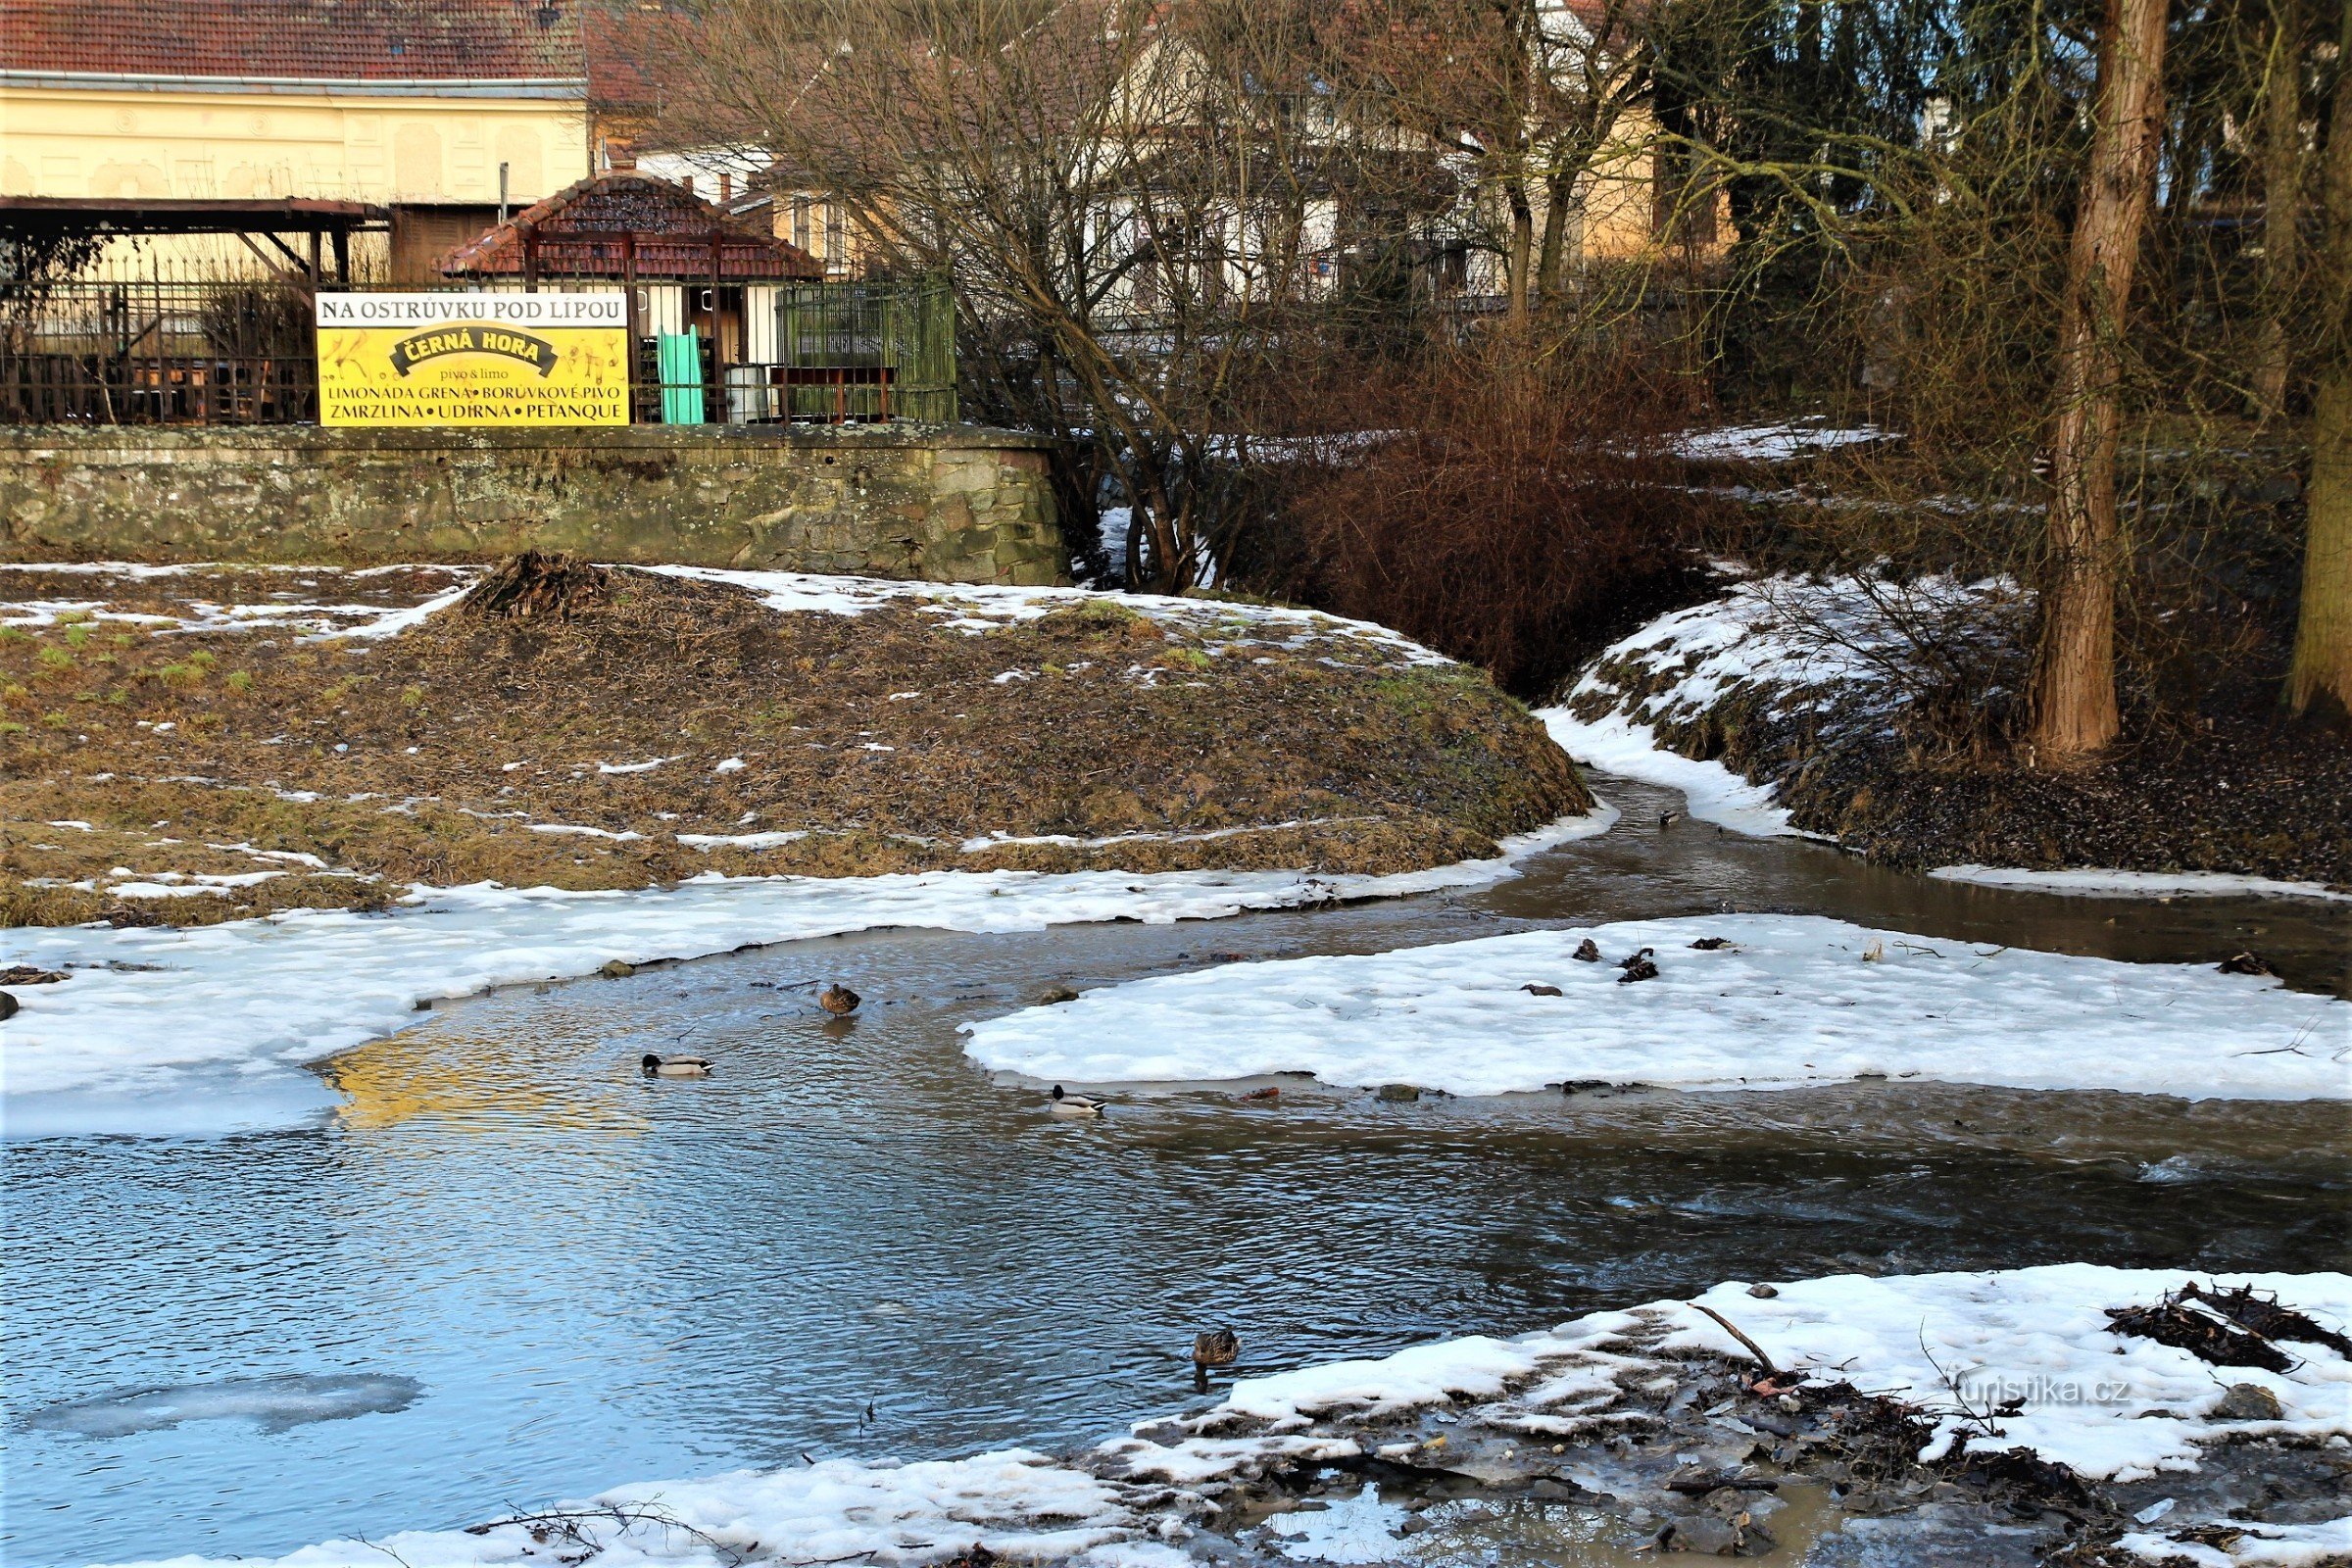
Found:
[961,914,2351,1101]
[1667,420,1890,463]
[101,1265,2351,1568]
[110,1448,1174,1568]
[4,561,1449,670]
[1537,707,1802,835]
[1638,1267,2352,1480]
[1164,1265,2352,1484]
[1547,570,2017,835]
[0,812,1614,1140]
[644,564,1447,667]
[1930,864,2352,905]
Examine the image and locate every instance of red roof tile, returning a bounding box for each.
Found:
[0,0,585,82]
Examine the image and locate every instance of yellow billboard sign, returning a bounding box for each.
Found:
[316,292,630,426]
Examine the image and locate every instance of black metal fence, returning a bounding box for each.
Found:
[0,275,956,427]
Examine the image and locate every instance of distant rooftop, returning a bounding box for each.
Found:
[0,0,586,85]
[441,171,821,281]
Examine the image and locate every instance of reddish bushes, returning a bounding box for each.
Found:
[1251,334,1714,693]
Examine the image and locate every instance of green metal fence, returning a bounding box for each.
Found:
[767,277,957,425]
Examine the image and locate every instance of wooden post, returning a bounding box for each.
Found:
[624,233,641,423]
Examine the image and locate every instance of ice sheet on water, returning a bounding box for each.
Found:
[21,1374,423,1438]
[1263,1484,1412,1563]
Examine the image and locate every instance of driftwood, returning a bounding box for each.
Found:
[463,552,611,621]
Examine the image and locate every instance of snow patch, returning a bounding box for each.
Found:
[1930,865,2352,904]
[317,578,478,642]
[1538,707,1801,836]
[1668,420,1890,463]
[961,914,2351,1101]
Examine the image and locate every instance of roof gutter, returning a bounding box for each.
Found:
[0,70,585,99]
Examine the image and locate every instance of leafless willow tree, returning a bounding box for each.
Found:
[648,0,1439,589]
[1357,0,1654,320]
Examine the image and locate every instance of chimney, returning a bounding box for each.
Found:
[606,139,638,172]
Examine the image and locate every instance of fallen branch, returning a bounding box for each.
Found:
[1688,1301,1781,1377]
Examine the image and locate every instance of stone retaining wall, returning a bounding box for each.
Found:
[0,424,1065,584]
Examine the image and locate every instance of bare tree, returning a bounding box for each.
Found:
[652,0,1406,591]
[1354,0,1653,320]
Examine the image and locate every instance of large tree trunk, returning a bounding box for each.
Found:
[2028,0,2169,765]
[1536,167,1575,303]
[2251,0,2302,424]
[2285,0,2352,722]
[1504,174,1536,323]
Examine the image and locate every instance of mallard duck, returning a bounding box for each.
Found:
[1050,1084,1103,1116]
[819,983,861,1016]
[1194,1327,1240,1368]
[642,1053,713,1078]
[1572,938,1602,962]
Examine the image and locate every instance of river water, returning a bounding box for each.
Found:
[5,774,2347,1566]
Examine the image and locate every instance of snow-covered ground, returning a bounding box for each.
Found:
[1548,570,2018,834]
[961,914,2351,1101]
[1537,707,1805,835]
[108,1447,1184,1568]
[643,565,1416,662]
[1666,420,1890,463]
[0,814,1614,1141]
[1552,573,2351,901]
[97,1264,2352,1568]
[1,560,1446,668]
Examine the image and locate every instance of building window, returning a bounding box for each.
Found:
[792,197,810,251]
[823,204,845,265]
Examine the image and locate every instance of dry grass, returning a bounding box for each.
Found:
[0,564,1586,926]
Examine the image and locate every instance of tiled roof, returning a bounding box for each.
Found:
[0,0,585,81]
[440,171,822,280]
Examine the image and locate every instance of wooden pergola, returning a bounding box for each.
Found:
[0,196,388,286]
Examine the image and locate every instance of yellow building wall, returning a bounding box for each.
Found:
[0,85,588,207]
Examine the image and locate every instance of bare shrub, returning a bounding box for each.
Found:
[1254,331,1714,693]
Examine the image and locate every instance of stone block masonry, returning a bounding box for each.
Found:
[0,425,1066,585]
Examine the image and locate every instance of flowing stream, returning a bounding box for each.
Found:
[5,773,2347,1566]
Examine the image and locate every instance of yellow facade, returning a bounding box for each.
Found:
[0,83,587,207]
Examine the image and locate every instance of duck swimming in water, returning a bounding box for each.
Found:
[818,983,861,1016]
[642,1053,713,1078]
[1050,1084,1103,1116]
